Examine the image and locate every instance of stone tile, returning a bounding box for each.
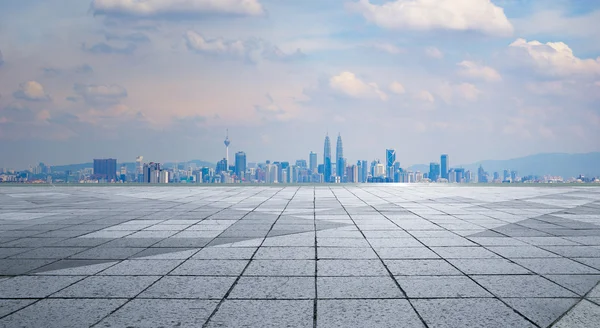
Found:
[206,300,313,328]
[96,299,218,328]
[139,276,235,299]
[132,248,198,259]
[52,276,159,298]
[245,260,314,276]
[396,276,492,298]
[503,298,579,327]
[412,298,535,328]
[473,275,578,298]
[553,300,600,328]
[33,259,117,275]
[0,259,56,275]
[69,247,145,260]
[99,259,182,275]
[318,299,424,328]
[545,274,600,296]
[487,246,560,258]
[318,247,377,259]
[317,276,404,299]
[431,246,501,259]
[318,260,388,276]
[0,299,126,328]
[192,247,257,259]
[317,238,370,248]
[448,259,531,275]
[386,259,462,276]
[0,299,36,317]
[170,259,248,276]
[254,247,315,259]
[512,258,600,274]
[230,276,315,299]
[374,247,439,259]
[0,276,83,298]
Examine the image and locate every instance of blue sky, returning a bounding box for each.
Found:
[0,0,599,168]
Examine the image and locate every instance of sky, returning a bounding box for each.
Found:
[0,0,599,169]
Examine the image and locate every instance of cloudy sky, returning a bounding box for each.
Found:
[1,0,599,169]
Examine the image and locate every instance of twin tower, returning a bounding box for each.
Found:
[323,133,344,181]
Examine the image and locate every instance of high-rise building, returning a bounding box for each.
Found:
[224,129,231,166]
[346,165,358,183]
[336,134,344,179]
[429,162,441,181]
[309,152,317,173]
[477,165,488,183]
[324,134,332,182]
[441,154,449,180]
[503,169,510,181]
[93,158,117,182]
[216,158,228,174]
[295,159,307,169]
[235,152,247,178]
[455,168,465,183]
[511,170,518,182]
[374,163,386,177]
[143,162,161,183]
[386,149,396,169]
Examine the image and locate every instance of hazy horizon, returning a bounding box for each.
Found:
[1,0,599,168]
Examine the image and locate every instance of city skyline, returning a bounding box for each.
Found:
[1,1,600,168]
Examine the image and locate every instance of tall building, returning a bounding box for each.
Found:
[216,158,228,174]
[336,134,344,179]
[309,152,317,173]
[296,159,307,169]
[477,165,488,183]
[143,162,161,183]
[93,158,117,182]
[386,149,396,169]
[324,134,332,182]
[503,169,510,181]
[235,152,247,178]
[441,154,449,180]
[455,168,465,183]
[429,162,441,181]
[224,129,231,166]
[374,163,386,177]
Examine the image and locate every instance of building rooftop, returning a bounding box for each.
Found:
[0,185,599,327]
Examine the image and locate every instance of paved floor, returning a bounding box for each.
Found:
[0,185,599,327]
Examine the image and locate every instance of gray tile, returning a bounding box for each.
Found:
[33,260,116,275]
[96,299,218,328]
[0,299,36,318]
[473,275,578,298]
[545,275,600,296]
[0,259,55,275]
[230,276,315,299]
[52,276,159,298]
[448,259,531,275]
[318,247,377,259]
[245,260,314,276]
[254,247,315,259]
[318,260,388,276]
[318,299,424,328]
[375,247,439,259]
[0,276,83,298]
[396,276,492,298]
[487,246,560,258]
[171,259,248,276]
[512,258,600,274]
[412,298,536,328]
[206,300,313,328]
[99,259,182,275]
[317,276,404,299]
[69,247,145,260]
[503,298,579,327]
[140,276,235,299]
[553,300,600,328]
[431,246,501,259]
[386,259,462,276]
[193,247,257,259]
[0,299,126,328]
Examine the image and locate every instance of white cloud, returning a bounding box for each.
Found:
[13,81,51,102]
[185,31,303,63]
[92,0,263,18]
[425,47,443,59]
[389,81,406,94]
[329,72,388,101]
[371,43,404,55]
[414,90,434,103]
[74,84,128,106]
[509,38,600,77]
[437,82,481,103]
[347,0,513,36]
[457,60,501,82]
[0,49,4,66]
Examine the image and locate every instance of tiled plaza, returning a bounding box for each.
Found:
[0,185,599,327]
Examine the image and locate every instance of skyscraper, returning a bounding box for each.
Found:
[324,134,332,182]
[309,152,317,173]
[93,158,117,182]
[429,162,441,181]
[386,149,396,169]
[216,158,228,174]
[441,154,449,180]
[336,134,344,179]
[224,129,231,166]
[235,152,247,178]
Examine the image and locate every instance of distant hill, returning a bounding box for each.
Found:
[408,152,600,178]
